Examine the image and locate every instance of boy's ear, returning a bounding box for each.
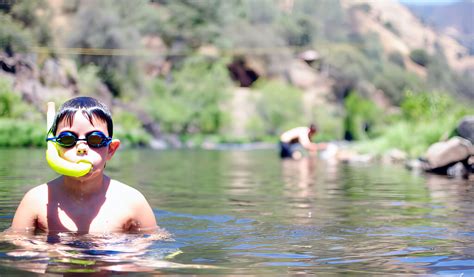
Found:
[107,139,121,160]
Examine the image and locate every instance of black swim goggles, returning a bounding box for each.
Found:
[46,131,112,148]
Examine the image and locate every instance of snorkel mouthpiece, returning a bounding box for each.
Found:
[45,102,92,177]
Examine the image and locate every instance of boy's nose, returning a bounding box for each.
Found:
[76,141,88,155]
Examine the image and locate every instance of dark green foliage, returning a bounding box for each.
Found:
[409,49,430,67]
[343,91,381,140]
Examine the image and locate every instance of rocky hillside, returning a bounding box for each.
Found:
[1,0,472,146]
[342,0,474,74]
[404,0,474,55]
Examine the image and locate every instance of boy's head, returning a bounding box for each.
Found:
[309,123,317,136]
[50,97,113,137]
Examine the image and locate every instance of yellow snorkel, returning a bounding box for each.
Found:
[45,102,92,177]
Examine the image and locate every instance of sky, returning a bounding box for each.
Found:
[398,0,463,5]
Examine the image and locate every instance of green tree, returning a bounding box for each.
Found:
[0,13,33,53]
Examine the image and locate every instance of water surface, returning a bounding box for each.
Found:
[0,148,472,275]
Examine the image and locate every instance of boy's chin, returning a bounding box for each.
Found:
[68,167,105,180]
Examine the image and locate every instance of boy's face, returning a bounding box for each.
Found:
[56,111,120,178]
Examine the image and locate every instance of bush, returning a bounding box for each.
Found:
[344,91,382,140]
[355,91,471,157]
[452,71,474,101]
[409,49,430,67]
[253,80,304,136]
[0,119,45,147]
[401,91,453,121]
[113,109,151,147]
[0,77,44,147]
[0,77,36,119]
[384,21,399,35]
[373,63,423,104]
[147,56,231,135]
[426,54,456,93]
[388,51,405,68]
[308,103,344,141]
[77,64,102,95]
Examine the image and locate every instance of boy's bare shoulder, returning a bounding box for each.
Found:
[23,183,49,202]
[108,179,146,200]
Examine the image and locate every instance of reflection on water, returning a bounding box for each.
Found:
[0,148,473,275]
[0,230,183,274]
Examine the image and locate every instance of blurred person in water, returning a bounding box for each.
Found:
[279,123,327,160]
[10,96,158,234]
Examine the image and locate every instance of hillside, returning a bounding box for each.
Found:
[0,0,473,149]
[343,0,474,74]
[404,0,474,55]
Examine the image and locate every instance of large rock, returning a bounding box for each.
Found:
[286,60,318,90]
[425,136,474,169]
[456,115,474,144]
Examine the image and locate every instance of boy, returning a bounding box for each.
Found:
[11,97,157,234]
[279,123,326,159]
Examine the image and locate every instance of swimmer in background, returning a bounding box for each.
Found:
[10,96,158,234]
[279,123,327,160]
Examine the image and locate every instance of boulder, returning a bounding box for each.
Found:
[456,115,474,144]
[286,60,318,90]
[425,136,474,169]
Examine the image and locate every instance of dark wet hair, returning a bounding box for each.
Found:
[50,97,113,136]
[309,123,317,132]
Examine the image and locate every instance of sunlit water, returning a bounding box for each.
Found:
[0,148,472,275]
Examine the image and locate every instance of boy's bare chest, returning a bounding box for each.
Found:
[36,197,133,233]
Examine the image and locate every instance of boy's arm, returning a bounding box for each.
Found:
[131,192,158,232]
[11,187,41,231]
[299,130,318,151]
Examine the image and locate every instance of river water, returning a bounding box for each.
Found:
[0,148,472,275]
